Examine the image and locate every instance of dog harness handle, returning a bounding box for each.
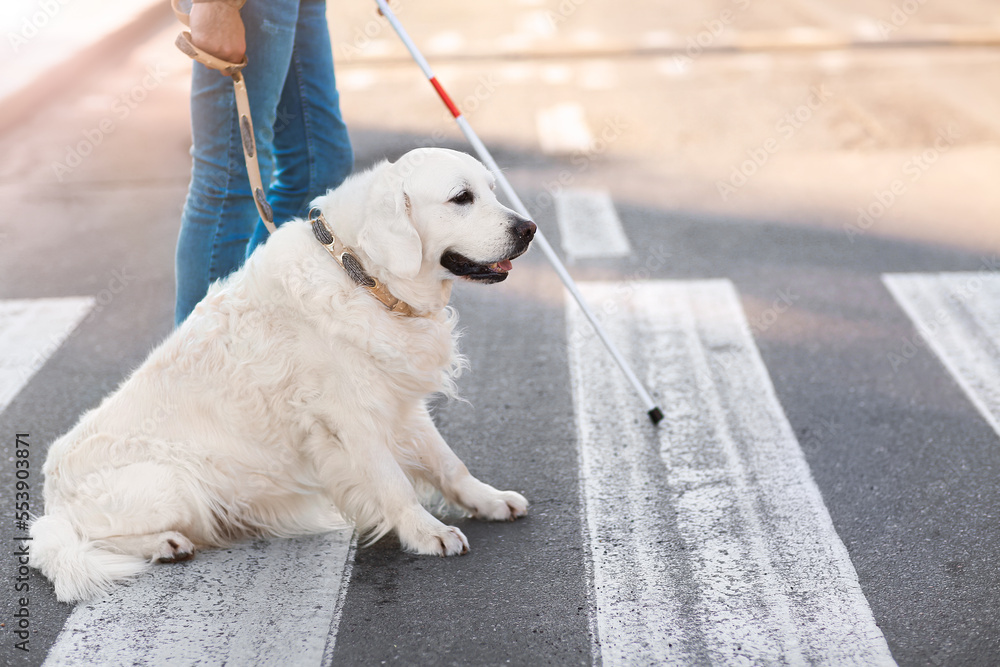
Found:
[171,0,275,234]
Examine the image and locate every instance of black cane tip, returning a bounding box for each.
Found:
[648,407,664,425]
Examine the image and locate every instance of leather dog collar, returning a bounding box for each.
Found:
[309,209,425,318]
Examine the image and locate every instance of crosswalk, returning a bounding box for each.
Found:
[5,199,1000,665]
[568,281,895,666]
[0,297,94,415]
[883,273,1000,438]
[43,533,356,666]
[554,189,632,263]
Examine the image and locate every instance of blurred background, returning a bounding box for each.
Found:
[1,0,998,260]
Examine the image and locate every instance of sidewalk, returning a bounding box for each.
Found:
[1,0,172,134]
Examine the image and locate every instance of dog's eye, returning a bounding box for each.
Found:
[450,190,474,205]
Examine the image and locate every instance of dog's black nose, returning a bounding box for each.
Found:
[514,218,537,242]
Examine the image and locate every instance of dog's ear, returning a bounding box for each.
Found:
[358,169,423,280]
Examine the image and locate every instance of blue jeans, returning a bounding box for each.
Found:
[175,0,353,325]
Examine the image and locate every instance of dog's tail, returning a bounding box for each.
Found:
[29,515,148,602]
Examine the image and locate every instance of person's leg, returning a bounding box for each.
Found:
[175,0,301,325]
[245,0,353,256]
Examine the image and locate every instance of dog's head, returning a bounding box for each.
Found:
[355,148,535,285]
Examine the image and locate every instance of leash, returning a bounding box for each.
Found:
[172,1,426,317]
[171,0,275,234]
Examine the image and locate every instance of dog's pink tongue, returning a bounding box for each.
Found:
[497,259,513,272]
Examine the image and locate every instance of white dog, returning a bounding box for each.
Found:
[31,148,535,602]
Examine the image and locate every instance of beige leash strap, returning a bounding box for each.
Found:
[172,0,275,234]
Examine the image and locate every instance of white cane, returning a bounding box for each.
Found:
[373,0,663,424]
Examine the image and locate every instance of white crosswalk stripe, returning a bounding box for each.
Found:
[883,272,1000,437]
[567,280,895,666]
[536,102,593,154]
[0,297,94,415]
[44,531,355,666]
[554,188,632,262]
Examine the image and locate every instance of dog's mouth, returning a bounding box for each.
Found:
[440,247,528,284]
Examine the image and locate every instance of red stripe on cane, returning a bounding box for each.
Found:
[429,77,462,118]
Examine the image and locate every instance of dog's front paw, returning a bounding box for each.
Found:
[454,477,529,521]
[473,490,528,522]
[397,510,470,557]
[431,526,469,556]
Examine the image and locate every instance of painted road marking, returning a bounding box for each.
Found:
[555,188,632,262]
[44,531,355,666]
[536,102,592,154]
[0,297,94,415]
[883,272,1000,436]
[568,280,895,666]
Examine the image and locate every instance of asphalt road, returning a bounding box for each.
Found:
[2,1,1000,665]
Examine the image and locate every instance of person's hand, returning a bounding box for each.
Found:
[189,1,246,65]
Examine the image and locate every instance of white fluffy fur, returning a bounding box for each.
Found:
[31,148,530,602]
